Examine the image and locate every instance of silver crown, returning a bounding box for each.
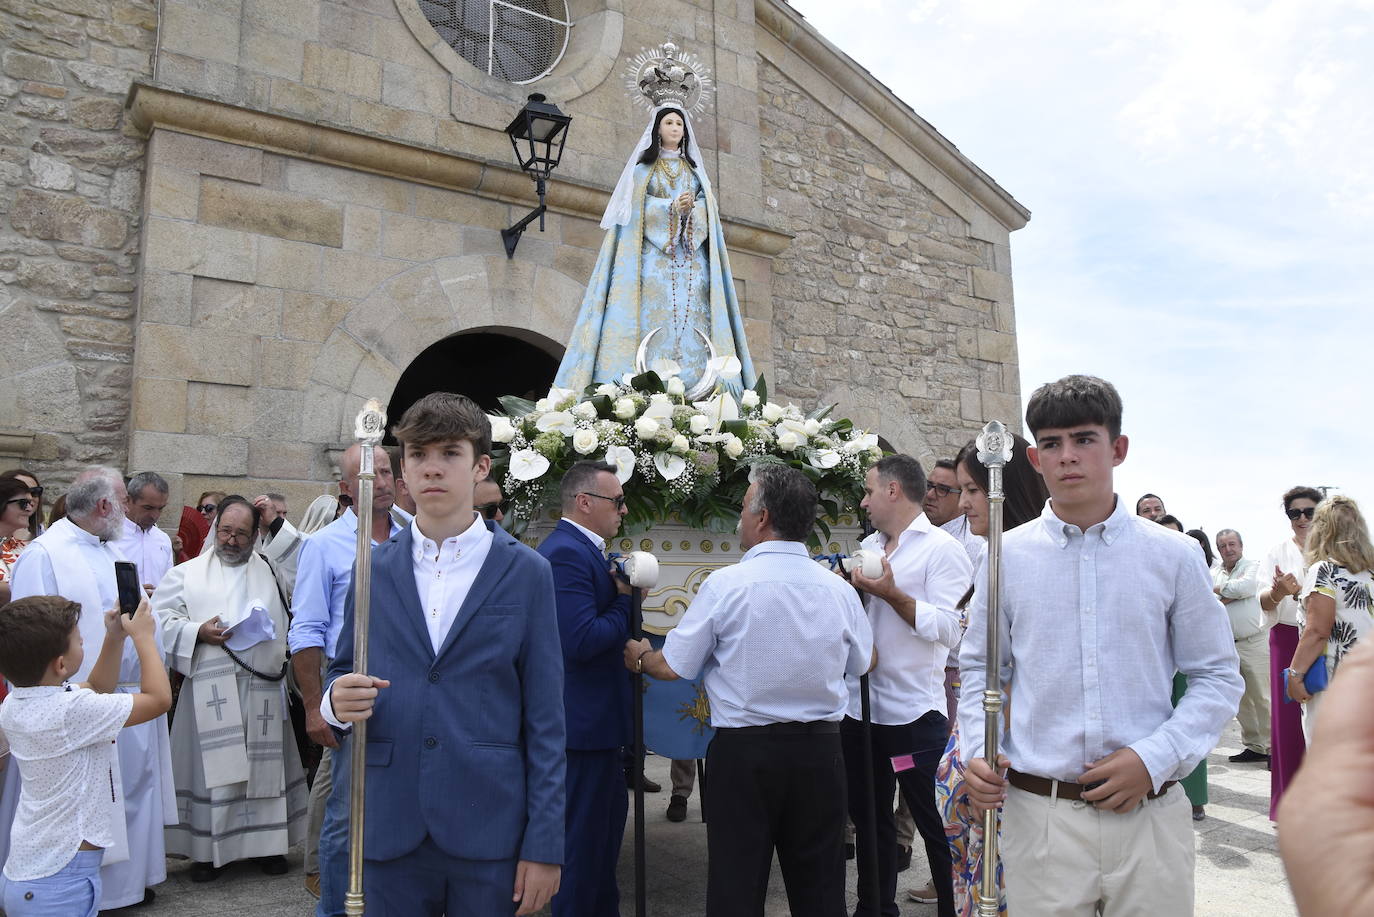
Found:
[624,42,713,114]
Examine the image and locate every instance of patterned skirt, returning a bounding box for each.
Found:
[935,718,1008,916]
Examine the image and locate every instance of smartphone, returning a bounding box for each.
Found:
[114,561,141,617]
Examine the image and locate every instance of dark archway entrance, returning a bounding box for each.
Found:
[386,329,561,442]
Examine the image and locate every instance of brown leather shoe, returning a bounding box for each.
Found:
[304,873,321,898]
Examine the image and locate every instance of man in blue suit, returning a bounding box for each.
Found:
[326,392,565,916]
[538,460,634,916]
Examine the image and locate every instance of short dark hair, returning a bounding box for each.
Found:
[393,392,492,459]
[873,454,926,504]
[954,433,1049,530]
[0,595,82,686]
[1283,486,1322,511]
[126,471,169,500]
[1025,374,1123,440]
[560,461,618,509]
[1157,514,1184,532]
[1135,493,1163,514]
[215,495,260,533]
[932,459,957,473]
[747,464,816,542]
[1186,529,1215,566]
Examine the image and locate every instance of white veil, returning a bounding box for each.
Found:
[600,105,712,230]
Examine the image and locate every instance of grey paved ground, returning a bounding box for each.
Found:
[115,719,1296,916]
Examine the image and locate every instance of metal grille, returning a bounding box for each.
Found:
[419,0,570,84]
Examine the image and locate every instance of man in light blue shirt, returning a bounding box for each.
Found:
[625,464,873,916]
[288,443,401,910]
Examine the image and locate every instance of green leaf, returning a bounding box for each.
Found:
[754,374,768,404]
[498,395,537,417]
[807,403,837,422]
[589,394,613,418]
[720,419,749,437]
[630,371,665,392]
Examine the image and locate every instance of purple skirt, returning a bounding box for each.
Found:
[1269,623,1306,819]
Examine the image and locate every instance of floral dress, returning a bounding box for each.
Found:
[1302,560,1374,679]
[0,535,23,583]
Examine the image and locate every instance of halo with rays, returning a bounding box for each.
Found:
[623,41,713,116]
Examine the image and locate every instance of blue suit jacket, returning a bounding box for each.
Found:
[537,520,633,751]
[328,521,566,864]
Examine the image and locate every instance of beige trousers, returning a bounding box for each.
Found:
[1235,631,1272,754]
[1002,782,1194,916]
[303,745,333,875]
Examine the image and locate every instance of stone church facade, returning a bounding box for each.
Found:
[0,0,1027,515]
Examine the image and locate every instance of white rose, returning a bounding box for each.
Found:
[595,383,620,399]
[665,376,685,397]
[761,402,785,422]
[509,448,550,481]
[777,419,809,442]
[723,435,745,459]
[649,392,670,405]
[670,434,690,454]
[488,415,516,444]
[572,401,598,421]
[777,431,800,452]
[572,429,599,455]
[621,372,636,386]
[613,397,637,420]
[634,416,660,439]
[804,418,822,436]
[689,414,710,435]
[740,390,760,408]
[535,411,576,436]
[534,397,554,412]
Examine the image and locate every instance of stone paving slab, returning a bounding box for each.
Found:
[110,721,1296,916]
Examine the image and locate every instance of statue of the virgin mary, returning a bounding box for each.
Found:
[554,43,755,397]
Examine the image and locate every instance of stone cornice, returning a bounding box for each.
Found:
[124,83,794,258]
[755,0,1030,232]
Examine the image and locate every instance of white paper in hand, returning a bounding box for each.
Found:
[222,600,276,651]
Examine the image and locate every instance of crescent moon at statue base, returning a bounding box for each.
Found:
[633,326,721,399]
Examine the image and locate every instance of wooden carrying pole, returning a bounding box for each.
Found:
[344,399,386,917]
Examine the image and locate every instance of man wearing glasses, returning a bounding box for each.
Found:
[536,461,635,916]
[922,460,983,564]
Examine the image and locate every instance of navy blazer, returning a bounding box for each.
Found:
[537,519,633,751]
[328,521,566,865]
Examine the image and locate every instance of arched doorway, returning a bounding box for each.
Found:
[386,328,562,441]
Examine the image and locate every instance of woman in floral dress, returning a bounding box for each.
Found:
[0,476,37,603]
[1286,495,1374,737]
[934,433,1047,917]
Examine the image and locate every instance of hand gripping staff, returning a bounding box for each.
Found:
[976,421,1014,917]
[345,399,386,917]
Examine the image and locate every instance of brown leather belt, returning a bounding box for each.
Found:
[1007,768,1175,801]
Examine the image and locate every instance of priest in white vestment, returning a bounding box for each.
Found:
[154,496,306,879]
[1,465,177,910]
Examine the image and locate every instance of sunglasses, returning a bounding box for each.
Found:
[475,501,504,520]
[199,503,218,514]
[580,492,627,510]
[926,481,960,498]
[5,498,34,511]
[1286,507,1316,521]
[28,486,43,499]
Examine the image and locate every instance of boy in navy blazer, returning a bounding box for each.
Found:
[537,460,635,915]
[327,393,565,916]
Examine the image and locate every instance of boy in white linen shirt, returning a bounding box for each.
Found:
[0,595,171,917]
[960,375,1242,916]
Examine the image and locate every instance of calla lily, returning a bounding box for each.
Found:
[546,386,576,407]
[605,445,636,483]
[641,399,675,421]
[508,449,550,481]
[809,449,842,469]
[651,358,681,379]
[707,354,742,377]
[693,391,739,431]
[653,451,687,480]
[535,411,576,436]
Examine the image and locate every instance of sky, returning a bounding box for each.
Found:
[788,0,1373,556]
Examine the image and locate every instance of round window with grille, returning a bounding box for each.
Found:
[418,0,571,85]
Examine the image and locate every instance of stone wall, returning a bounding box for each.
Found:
[0,0,155,484]
[757,59,1022,462]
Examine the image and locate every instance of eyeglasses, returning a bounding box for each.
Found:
[1286,507,1316,521]
[926,481,960,498]
[199,503,218,514]
[216,527,254,543]
[580,492,626,510]
[5,498,34,511]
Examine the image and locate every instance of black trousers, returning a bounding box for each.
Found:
[842,712,955,917]
[704,724,848,917]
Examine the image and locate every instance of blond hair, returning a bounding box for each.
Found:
[1304,495,1374,575]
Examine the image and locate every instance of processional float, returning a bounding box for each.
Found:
[976,420,1013,917]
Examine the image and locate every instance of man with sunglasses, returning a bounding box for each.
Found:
[475,478,505,523]
[536,461,635,916]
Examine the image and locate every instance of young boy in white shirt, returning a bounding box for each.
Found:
[0,595,171,917]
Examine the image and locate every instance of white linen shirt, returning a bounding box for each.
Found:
[1263,538,1306,627]
[940,515,986,566]
[1214,556,1264,641]
[959,497,1243,791]
[113,518,173,591]
[0,685,133,881]
[322,515,493,729]
[662,540,873,728]
[848,515,971,724]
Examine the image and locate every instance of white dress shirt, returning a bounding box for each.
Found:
[940,514,986,565]
[113,518,173,590]
[563,518,606,555]
[959,497,1243,790]
[322,514,494,729]
[1263,538,1306,627]
[848,514,971,724]
[0,685,133,881]
[663,540,873,728]
[1214,556,1263,640]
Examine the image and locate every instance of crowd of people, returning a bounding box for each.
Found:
[0,376,1369,916]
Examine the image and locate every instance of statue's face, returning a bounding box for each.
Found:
[658,112,684,149]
